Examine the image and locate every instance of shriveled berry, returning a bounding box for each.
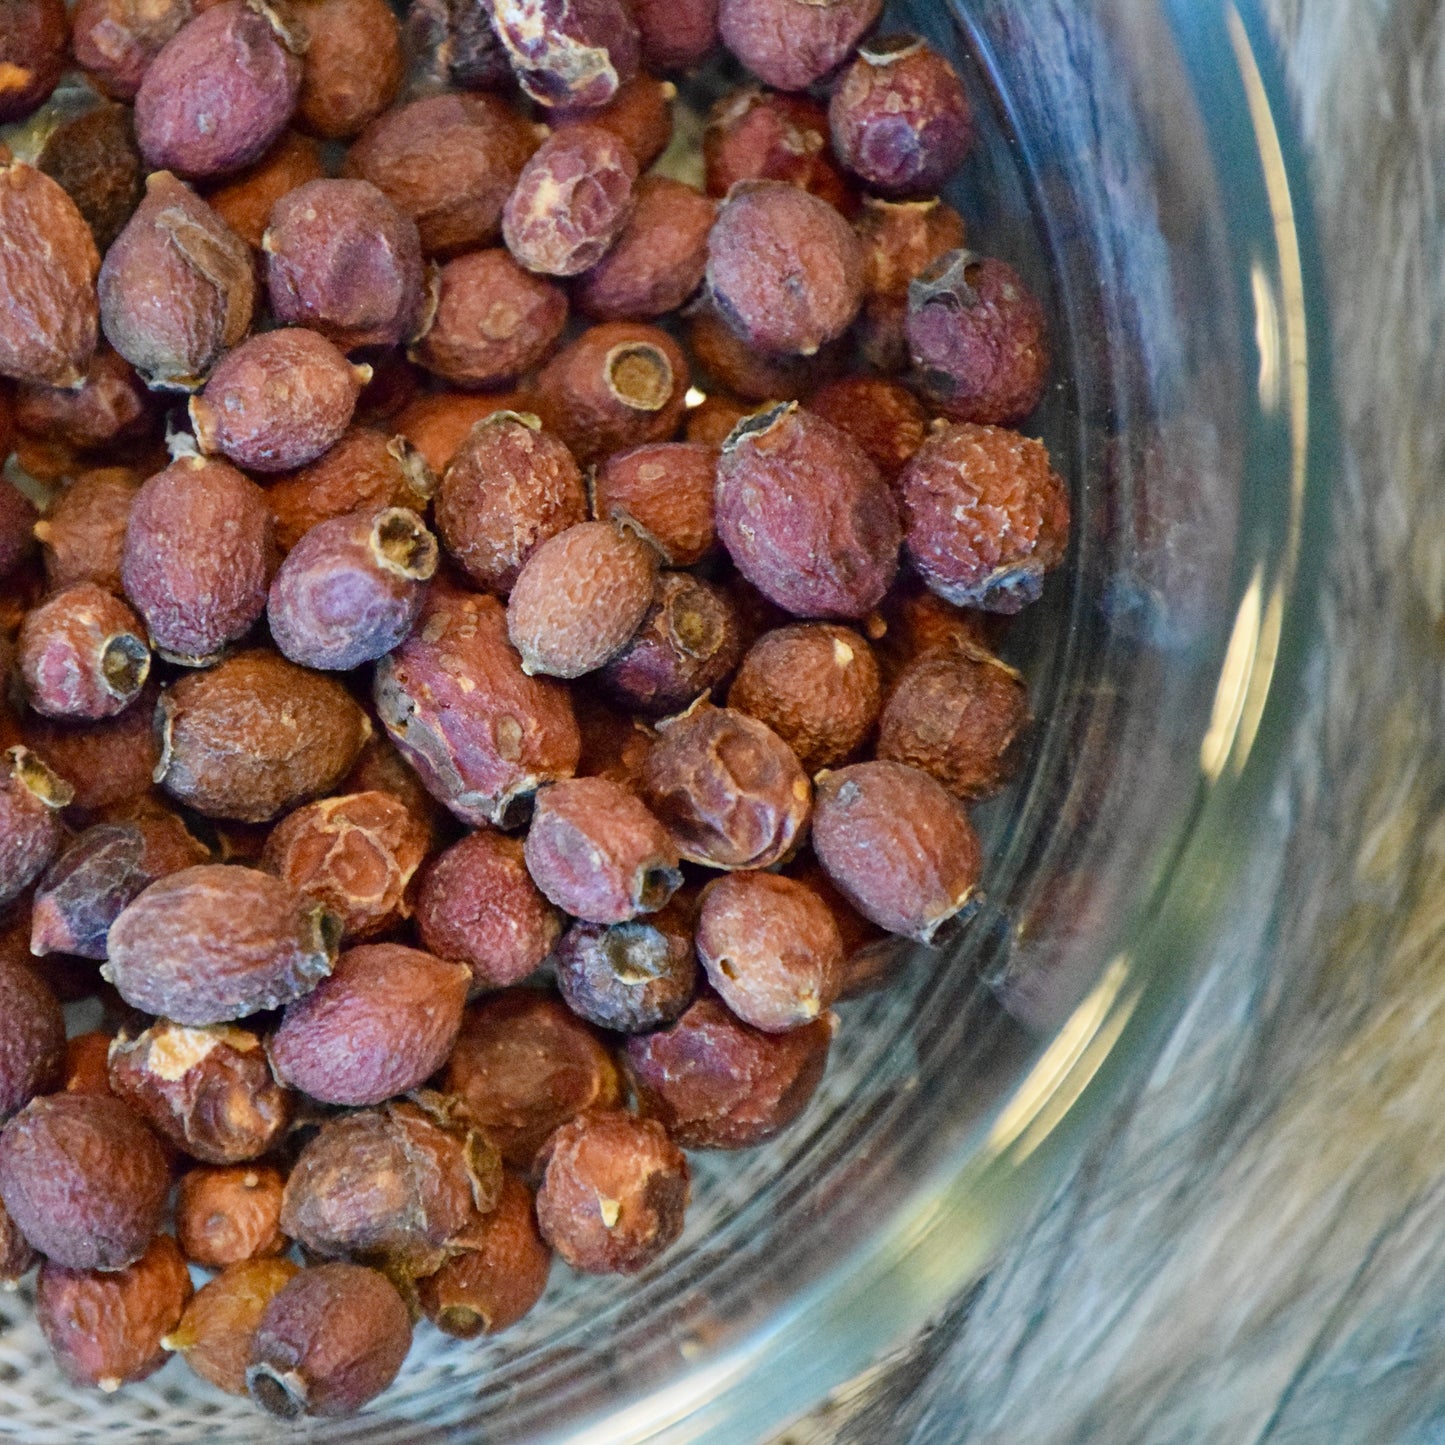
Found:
[0,1196,37,1284]
[396,387,534,474]
[70,0,195,101]
[808,377,928,481]
[344,93,541,256]
[436,411,587,594]
[707,180,864,357]
[0,960,65,1120]
[99,171,256,391]
[135,0,304,179]
[340,733,447,842]
[716,402,900,619]
[593,442,716,567]
[248,1262,412,1418]
[600,572,741,717]
[264,180,426,351]
[270,944,470,1106]
[295,0,404,140]
[177,1164,288,1267]
[784,851,895,996]
[14,348,153,460]
[487,0,640,109]
[17,584,150,721]
[639,701,809,869]
[0,1092,169,1270]
[405,0,511,92]
[104,864,339,1023]
[873,577,990,683]
[34,104,146,254]
[552,73,675,171]
[166,1256,300,1394]
[36,1234,192,1390]
[0,0,66,123]
[0,746,71,908]
[907,251,1050,426]
[411,249,568,388]
[62,1031,116,1096]
[416,830,562,992]
[507,521,658,678]
[0,160,101,388]
[191,328,370,473]
[20,697,156,815]
[0,481,37,582]
[374,586,580,827]
[262,791,431,942]
[536,1110,687,1274]
[630,0,717,70]
[900,421,1069,612]
[207,130,327,250]
[718,0,881,92]
[443,992,620,1170]
[686,305,837,402]
[30,810,208,960]
[573,689,653,787]
[704,89,849,210]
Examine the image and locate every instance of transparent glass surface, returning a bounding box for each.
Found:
[0,1,1335,1440]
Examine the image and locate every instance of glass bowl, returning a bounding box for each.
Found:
[0,0,1336,1440]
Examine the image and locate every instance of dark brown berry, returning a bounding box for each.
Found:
[630,0,717,70]
[206,129,327,250]
[807,376,928,481]
[34,103,146,254]
[573,689,654,787]
[71,0,195,101]
[0,959,65,1120]
[17,583,150,720]
[0,480,37,582]
[686,305,840,403]
[0,746,71,908]
[176,1164,288,1268]
[592,442,717,568]
[703,88,849,210]
[718,0,881,92]
[551,73,675,171]
[404,0,511,92]
[166,1256,300,1394]
[0,0,67,123]
[20,697,157,816]
[14,348,153,460]
[395,387,535,474]
[0,1196,37,1284]
[33,468,140,596]
[295,0,404,139]
[487,0,640,109]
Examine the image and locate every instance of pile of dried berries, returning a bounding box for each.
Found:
[0,0,1067,1420]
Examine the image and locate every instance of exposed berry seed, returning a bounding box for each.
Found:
[206,130,327,250]
[0,959,65,1120]
[807,377,928,481]
[33,104,146,254]
[551,73,676,171]
[630,0,717,70]
[294,0,404,140]
[39,467,140,596]
[176,1164,288,1268]
[0,0,67,123]
[704,89,850,210]
[166,1256,300,1394]
[717,0,881,93]
[0,746,72,908]
[404,0,511,92]
[593,442,717,568]
[70,0,195,101]
[17,583,150,721]
[487,0,640,109]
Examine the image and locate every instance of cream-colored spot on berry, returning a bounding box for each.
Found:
[597,1194,621,1228]
[832,637,854,668]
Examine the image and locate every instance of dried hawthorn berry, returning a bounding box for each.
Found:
[36,1234,192,1391]
[503,126,638,279]
[0,1092,170,1270]
[0,160,101,389]
[411,249,569,388]
[899,421,1069,613]
[808,377,928,482]
[812,760,982,942]
[572,689,654,787]
[600,572,741,717]
[156,651,371,821]
[487,0,640,109]
[373,585,580,827]
[436,411,586,594]
[556,76,675,173]
[206,130,327,251]
[14,348,153,461]
[295,0,404,140]
[575,176,715,322]
[443,992,620,1170]
[630,0,717,71]
[99,170,255,391]
[718,0,881,93]
[343,93,541,257]
[270,944,471,1106]
[0,482,36,582]
[30,810,208,960]
[907,251,1050,427]
[17,584,150,721]
[249,1263,412,1420]
[830,36,974,197]
[728,622,880,772]
[62,1031,117,1096]
[716,402,900,620]
[176,1164,288,1267]
[418,1172,551,1337]
[395,387,535,474]
[340,733,448,843]
[166,1256,300,1395]
[34,103,145,254]
[0,747,71,908]
[784,851,895,997]
[0,1196,37,1284]
[135,0,305,180]
[707,180,864,358]
[0,960,65,1120]
[639,701,810,870]
[267,427,435,555]
[20,694,157,816]
[593,442,716,568]
[191,328,370,474]
[0,0,67,124]
[264,180,426,351]
[535,1110,688,1275]
[416,829,562,992]
[686,305,838,403]
[104,863,339,1023]
[507,521,658,678]
[404,0,511,92]
[873,579,991,683]
[262,790,431,942]
[703,89,849,210]
[70,0,195,101]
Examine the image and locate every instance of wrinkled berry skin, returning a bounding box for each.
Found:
[718,0,881,92]
[268,507,438,671]
[167,1256,300,1395]
[36,1234,192,1390]
[416,830,562,992]
[631,0,717,70]
[593,442,717,568]
[176,1164,288,1267]
[0,481,37,582]
[247,1262,412,1419]
[812,760,982,942]
[374,586,581,828]
[99,171,256,391]
[397,388,534,474]
[14,347,153,459]
[704,89,849,210]
[264,180,426,351]
[535,1109,687,1274]
[191,329,370,474]
[155,651,370,821]
[0,747,72,908]
[70,0,195,101]
[34,468,140,596]
[269,944,470,1106]
[488,0,640,109]
[17,583,150,721]
[553,72,675,171]
[899,422,1069,613]
[135,1,304,179]
[0,960,65,1120]
[830,36,974,197]
[716,403,900,620]
[34,104,146,255]
[436,412,587,594]
[0,1196,37,1284]
[555,897,697,1032]
[808,377,928,481]
[208,130,327,250]
[0,1093,170,1270]
[707,182,864,358]
[295,0,404,139]
[625,993,831,1148]
[640,702,809,870]
[908,251,1050,427]
[20,699,156,816]
[104,864,339,1024]
[122,455,276,665]
[405,0,511,92]
[0,0,66,123]
[503,126,638,278]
